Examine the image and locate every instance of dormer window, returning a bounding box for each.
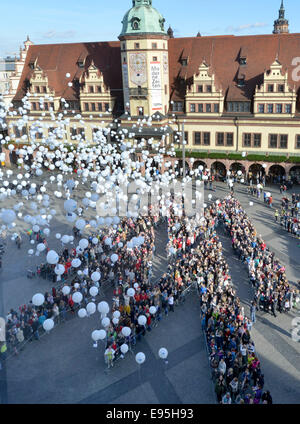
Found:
[206,85,212,93]
[181,58,188,66]
[131,17,141,30]
[240,57,247,66]
[278,84,284,93]
[238,78,245,87]
[268,84,274,92]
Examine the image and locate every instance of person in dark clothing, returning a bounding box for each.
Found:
[261,390,272,404]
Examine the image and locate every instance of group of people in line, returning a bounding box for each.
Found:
[274,193,300,239]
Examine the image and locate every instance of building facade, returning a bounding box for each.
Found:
[3,0,300,181]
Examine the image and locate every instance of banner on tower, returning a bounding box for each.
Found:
[150,61,162,111]
[122,63,130,110]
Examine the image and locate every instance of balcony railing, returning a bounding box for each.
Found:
[129,88,148,98]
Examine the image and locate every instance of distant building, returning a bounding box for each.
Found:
[0,56,16,95]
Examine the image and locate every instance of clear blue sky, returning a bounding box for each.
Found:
[0,0,298,57]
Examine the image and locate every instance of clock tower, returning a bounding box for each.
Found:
[119,0,170,117]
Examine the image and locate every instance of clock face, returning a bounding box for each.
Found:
[163,53,168,73]
[129,53,147,85]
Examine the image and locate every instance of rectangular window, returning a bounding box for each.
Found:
[98,103,102,111]
[296,135,300,149]
[243,133,251,147]
[105,103,109,112]
[278,84,284,92]
[78,128,85,137]
[233,102,239,113]
[258,104,265,113]
[135,43,140,49]
[276,104,282,113]
[173,102,183,112]
[285,104,292,114]
[280,134,288,149]
[244,103,250,112]
[269,134,278,148]
[84,103,89,111]
[227,102,233,112]
[97,86,102,93]
[35,86,40,93]
[91,103,96,111]
[44,103,49,111]
[50,103,54,110]
[89,86,94,93]
[203,132,210,146]
[14,127,21,137]
[190,103,196,113]
[42,86,47,93]
[214,103,219,113]
[267,84,274,92]
[216,132,224,146]
[152,43,157,49]
[253,134,261,147]
[32,102,37,111]
[198,104,203,113]
[198,85,203,93]
[226,133,233,146]
[138,107,144,116]
[267,104,274,113]
[194,132,201,145]
[184,132,189,144]
[206,85,212,93]
[153,56,158,62]
[206,104,211,113]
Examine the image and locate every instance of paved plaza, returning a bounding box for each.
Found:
[0,180,299,404]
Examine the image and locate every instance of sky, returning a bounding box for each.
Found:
[0,0,298,58]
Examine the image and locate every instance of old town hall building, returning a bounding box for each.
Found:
[2,0,300,181]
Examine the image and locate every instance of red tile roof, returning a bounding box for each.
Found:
[14,41,123,103]
[13,33,300,110]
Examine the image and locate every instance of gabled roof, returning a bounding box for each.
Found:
[168,33,300,103]
[14,41,123,102]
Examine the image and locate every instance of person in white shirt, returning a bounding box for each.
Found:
[168,294,174,312]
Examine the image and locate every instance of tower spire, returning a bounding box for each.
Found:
[273,0,289,34]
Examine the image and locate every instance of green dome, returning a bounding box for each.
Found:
[119,0,167,38]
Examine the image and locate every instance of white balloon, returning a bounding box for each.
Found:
[138,315,147,326]
[127,288,135,297]
[79,238,88,250]
[101,317,110,328]
[61,235,70,244]
[43,319,54,332]
[54,264,65,275]
[71,258,81,268]
[91,271,101,282]
[158,347,168,359]
[64,199,77,213]
[98,329,106,340]
[75,219,86,230]
[62,285,71,295]
[120,344,129,354]
[135,352,146,365]
[32,293,45,306]
[78,308,87,318]
[113,310,121,319]
[36,243,46,252]
[46,250,59,265]
[89,286,99,297]
[111,253,118,263]
[1,209,16,224]
[149,306,157,315]
[121,326,131,337]
[91,330,101,341]
[97,301,109,314]
[72,291,83,303]
[86,302,96,315]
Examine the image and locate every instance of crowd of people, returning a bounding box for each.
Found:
[274,193,300,239]
[216,196,299,317]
